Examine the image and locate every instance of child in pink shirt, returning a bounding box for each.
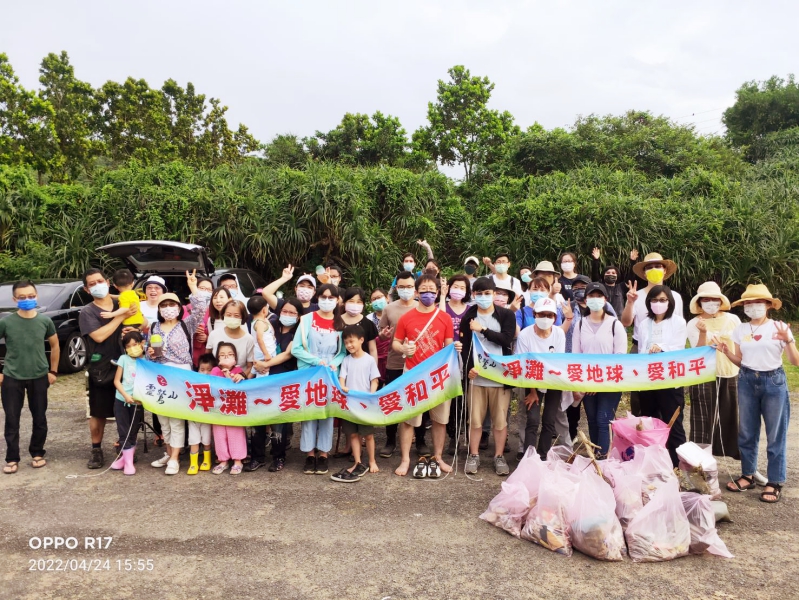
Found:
[210,342,248,475]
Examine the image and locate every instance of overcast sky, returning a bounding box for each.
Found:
[4,1,796,176]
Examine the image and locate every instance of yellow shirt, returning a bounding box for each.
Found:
[119,289,144,326]
[687,312,741,378]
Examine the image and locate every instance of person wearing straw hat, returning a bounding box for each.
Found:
[621,252,684,416]
[717,284,799,503]
[686,282,742,460]
[532,261,566,305]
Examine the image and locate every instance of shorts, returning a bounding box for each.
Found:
[468,385,510,430]
[342,420,375,437]
[404,399,451,427]
[88,379,116,419]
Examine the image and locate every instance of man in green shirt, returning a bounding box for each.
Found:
[0,280,59,474]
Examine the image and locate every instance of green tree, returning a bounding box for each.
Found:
[413,65,519,179]
[262,134,308,169]
[723,75,799,149]
[306,111,408,167]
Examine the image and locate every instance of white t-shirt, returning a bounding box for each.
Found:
[515,325,566,355]
[490,274,523,298]
[474,311,503,388]
[141,301,160,326]
[340,353,381,393]
[632,289,684,345]
[206,329,255,368]
[732,320,795,371]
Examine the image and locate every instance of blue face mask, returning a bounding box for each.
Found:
[529,291,546,304]
[475,295,493,309]
[16,299,37,311]
[371,298,387,312]
[89,283,109,299]
[521,273,532,284]
[279,315,298,327]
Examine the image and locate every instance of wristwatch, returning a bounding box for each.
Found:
[49,370,58,377]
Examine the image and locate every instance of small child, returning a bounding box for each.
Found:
[186,353,216,475]
[102,269,144,329]
[247,296,277,378]
[210,343,247,475]
[111,331,146,475]
[331,324,381,482]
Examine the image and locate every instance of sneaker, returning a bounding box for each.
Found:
[150,453,170,468]
[494,455,510,476]
[427,458,442,479]
[87,448,104,469]
[465,453,479,474]
[268,457,285,472]
[416,441,431,457]
[413,457,428,479]
[379,442,395,458]
[479,432,489,450]
[164,459,180,475]
[315,456,329,475]
[330,469,360,483]
[754,471,769,487]
[303,456,316,474]
[244,459,265,472]
[351,462,369,478]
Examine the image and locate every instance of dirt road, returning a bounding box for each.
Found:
[1,374,798,599]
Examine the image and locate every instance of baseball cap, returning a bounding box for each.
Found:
[533,297,558,314]
[464,256,480,266]
[296,274,317,288]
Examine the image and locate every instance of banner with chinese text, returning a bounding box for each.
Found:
[472,335,716,391]
[132,345,462,426]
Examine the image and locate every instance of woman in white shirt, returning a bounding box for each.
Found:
[686,282,741,459]
[719,284,799,504]
[636,285,687,467]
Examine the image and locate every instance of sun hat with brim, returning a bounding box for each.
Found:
[158,293,182,306]
[731,284,782,311]
[464,256,480,266]
[494,282,516,304]
[632,253,677,280]
[689,281,731,314]
[144,275,168,293]
[532,261,560,277]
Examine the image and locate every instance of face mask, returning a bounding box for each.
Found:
[449,289,466,301]
[419,292,437,307]
[521,273,532,284]
[572,289,586,302]
[586,298,605,312]
[296,287,315,302]
[535,317,554,330]
[403,262,415,272]
[370,298,387,312]
[700,300,721,315]
[196,290,212,300]
[604,274,617,285]
[492,296,507,308]
[318,298,338,313]
[529,291,546,304]
[561,262,575,273]
[397,288,415,301]
[126,345,144,358]
[279,315,298,327]
[345,302,363,315]
[16,299,37,311]
[475,295,493,310]
[650,301,669,315]
[90,283,109,299]
[464,264,477,275]
[645,268,665,285]
[224,317,242,329]
[743,304,767,320]
[227,287,244,300]
[495,264,509,275]
[160,306,180,321]
[330,278,341,287]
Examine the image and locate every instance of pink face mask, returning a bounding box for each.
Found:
[650,301,669,315]
[296,287,314,302]
[449,289,466,301]
[344,302,364,316]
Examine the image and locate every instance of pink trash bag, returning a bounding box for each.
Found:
[568,470,626,561]
[625,479,691,562]
[611,413,671,461]
[521,463,579,556]
[507,447,545,496]
[629,444,677,505]
[480,481,533,539]
[681,492,733,558]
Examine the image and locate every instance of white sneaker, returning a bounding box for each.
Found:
[164,460,180,475]
[754,471,769,486]
[150,453,170,468]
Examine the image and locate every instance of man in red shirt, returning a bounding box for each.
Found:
[393,275,454,478]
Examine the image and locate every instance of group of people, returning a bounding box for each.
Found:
[1,242,796,504]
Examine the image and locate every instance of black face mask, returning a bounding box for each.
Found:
[572,288,586,302]
[604,274,617,285]
[464,264,477,275]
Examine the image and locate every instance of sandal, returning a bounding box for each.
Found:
[3,462,18,474]
[212,462,229,475]
[726,475,756,492]
[230,464,243,475]
[31,457,47,468]
[760,483,782,504]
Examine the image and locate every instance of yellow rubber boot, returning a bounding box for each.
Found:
[199,450,212,471]
[187,452,199,475]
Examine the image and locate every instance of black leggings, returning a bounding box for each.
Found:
[114,401,143,450]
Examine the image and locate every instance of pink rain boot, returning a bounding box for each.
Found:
[110,450,125,470]
[122,447,136,475]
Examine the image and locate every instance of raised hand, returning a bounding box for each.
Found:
[282,265,295,280]
[592,247,601,260]
[630,249,639,261]
[774,321,794,343]
[626,280,638,303]
[552,281,562,295]
[186,269,198,294]
[561,300,574,320]
[417,239,430,248]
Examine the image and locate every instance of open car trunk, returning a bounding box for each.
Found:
[97,241,215,275]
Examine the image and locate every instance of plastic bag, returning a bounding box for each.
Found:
[480,481,533,538]
[546,445,573,464]
[568,470,626,561]
[625,479,691,562]
[681,492,733,558]
[506,447,545,496]
[612,472,644,530]
[611,413,671,461]
[629,444,677,505]
[677,443,721,500]
[521,463,578,556]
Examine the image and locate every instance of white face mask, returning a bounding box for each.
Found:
[224,317,242,330]
[495,264,509,275]
[403,262,415,272]
[561,262,575,273]
[700,300,721,315]
[650,301,669,315]
[318,298,338,313]
[535,317,554,330]
[744,303,767,320]
[397,288,415,301]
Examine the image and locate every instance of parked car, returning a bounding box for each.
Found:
[0,279,92,373]
[97,241,268,302]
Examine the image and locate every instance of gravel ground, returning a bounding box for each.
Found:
[1,373,798,599]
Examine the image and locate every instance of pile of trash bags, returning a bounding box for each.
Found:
[480,441,733,562]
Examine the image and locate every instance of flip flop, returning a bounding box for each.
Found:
[3,462,18,474]
[31,457,47,468]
